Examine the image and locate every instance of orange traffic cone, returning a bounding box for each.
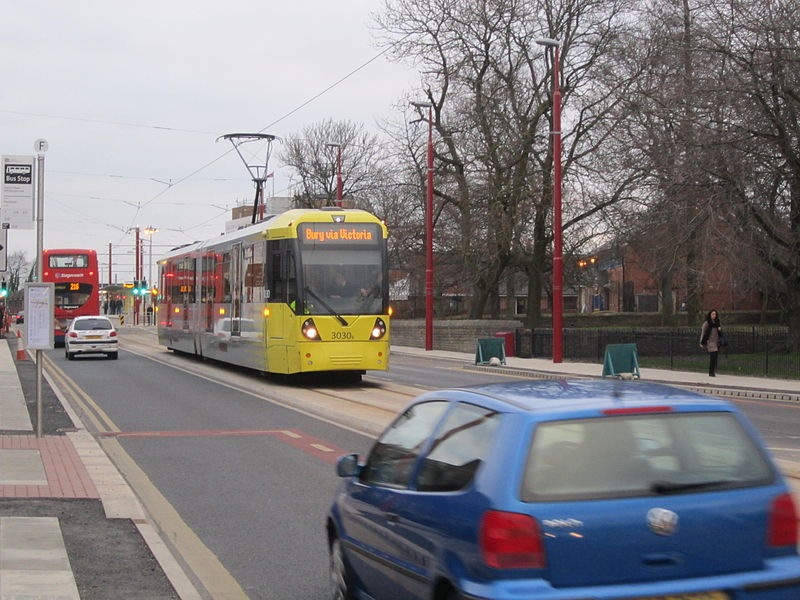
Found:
[15,328,26,361]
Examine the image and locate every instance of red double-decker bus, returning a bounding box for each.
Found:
[43,249,100,344]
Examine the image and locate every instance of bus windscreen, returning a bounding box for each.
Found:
[48,254,89,268]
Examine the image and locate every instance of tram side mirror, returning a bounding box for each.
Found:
[336,454,361,478]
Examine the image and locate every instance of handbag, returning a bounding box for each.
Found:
[718,332,728,348]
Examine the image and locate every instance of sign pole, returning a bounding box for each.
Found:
[34,139,48,438]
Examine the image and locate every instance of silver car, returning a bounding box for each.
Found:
[65,316,118,360]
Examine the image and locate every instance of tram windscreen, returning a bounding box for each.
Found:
[299,223,384,316]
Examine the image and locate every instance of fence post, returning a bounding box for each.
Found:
[669,332,674,370]
[597,330,603,363]
[764,339,769,376]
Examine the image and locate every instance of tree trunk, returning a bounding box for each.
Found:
[659,270,676,326]
[506,274,516,319]
[685,242,704,326]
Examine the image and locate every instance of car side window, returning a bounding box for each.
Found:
[359,401,449,489]
[415,403,501,492]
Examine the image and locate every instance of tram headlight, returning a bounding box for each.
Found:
[370,318,387,340]
[302,318,321,341]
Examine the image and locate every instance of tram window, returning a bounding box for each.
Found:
[268,249,284,302]
[300,245,385,316]
[243,244,264,303]
[286,250,298,308]
[201,254,219,304]
[266,240,299,308]
[249,243,265,303]
[221,252,232,303]
[163,260,178,304]
[185,258,197,303]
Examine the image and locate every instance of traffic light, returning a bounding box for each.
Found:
[132,279,148,295]
[0,281,7,298]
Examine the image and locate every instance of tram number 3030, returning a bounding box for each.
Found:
[331,331,354,340]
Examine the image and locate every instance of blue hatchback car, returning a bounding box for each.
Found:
[327,380,800,600]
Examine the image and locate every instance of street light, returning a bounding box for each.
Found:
[325,143,343,207]
[536,37,563,363]
[411,100,435,352]
[143,226,158,286]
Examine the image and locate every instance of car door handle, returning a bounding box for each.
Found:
[385,512,400,523]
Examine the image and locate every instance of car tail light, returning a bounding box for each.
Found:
[768,493,798,547]
[110,331,117,337]
[370,318,387,340]
[68,332,78,338]
[480,510,545,569]
[302,318,321,341]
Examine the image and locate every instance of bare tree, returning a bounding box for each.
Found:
[6,250,31,292]
[701,0,800,343]
[375,0,640,325]
[281,119,386,209]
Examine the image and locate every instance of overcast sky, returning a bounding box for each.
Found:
[0,0,417,282]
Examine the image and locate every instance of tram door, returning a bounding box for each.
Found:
[230,243,243,337]
[266,240,298,372]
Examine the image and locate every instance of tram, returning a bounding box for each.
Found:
[156,208,390,379]
[42,249,101,344]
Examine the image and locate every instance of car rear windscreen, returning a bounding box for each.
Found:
[74,319,113,331]
[521,412,774,502]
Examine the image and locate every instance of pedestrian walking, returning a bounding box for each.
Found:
[699,309,723,377]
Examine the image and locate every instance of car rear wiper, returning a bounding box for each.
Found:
[651,480,735,494]
[304,286,348,326]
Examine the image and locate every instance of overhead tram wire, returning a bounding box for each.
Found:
[0,109,218,136]
[128,34,411,225]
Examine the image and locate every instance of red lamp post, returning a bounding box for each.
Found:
[537,37,563,363]
[412,101,435,351]
[134,226,141,326]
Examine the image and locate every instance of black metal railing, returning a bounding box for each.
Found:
[515,327,800,379]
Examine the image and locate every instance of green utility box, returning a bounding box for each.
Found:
[602,343,641,379]
[475,338,507,365]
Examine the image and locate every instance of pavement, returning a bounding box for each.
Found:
[0,331,195,600]
[1,327,800,599]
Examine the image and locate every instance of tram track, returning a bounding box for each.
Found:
[117,330,416,437]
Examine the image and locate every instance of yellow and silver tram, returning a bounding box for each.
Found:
[156,208,390,378]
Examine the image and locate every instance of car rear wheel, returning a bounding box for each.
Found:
[329,538,355,600]
[65,349,74,360]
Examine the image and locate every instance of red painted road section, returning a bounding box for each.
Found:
[98,428,350,465]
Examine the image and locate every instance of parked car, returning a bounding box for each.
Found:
[65,315,118,360]
[327,380,800,600]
